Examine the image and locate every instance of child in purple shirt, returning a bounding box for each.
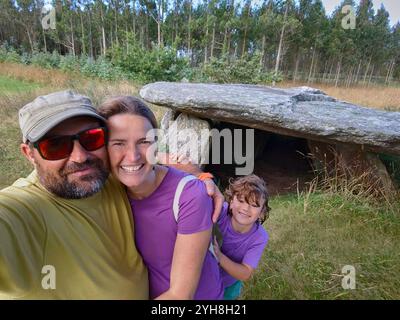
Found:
[213,174,270,300]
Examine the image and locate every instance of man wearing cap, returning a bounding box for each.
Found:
[0,90,222,299]
[0,90,149,299]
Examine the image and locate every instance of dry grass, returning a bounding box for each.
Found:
[279,81,400,112]
[0,62,140,98]
[0,62,167,122]
[307,147,399,202]
[2,61,398,113]
[0,62,76,87]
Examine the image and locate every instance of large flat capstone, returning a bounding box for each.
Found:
[140,82,400,155]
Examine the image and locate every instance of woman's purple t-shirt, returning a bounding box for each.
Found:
[129,167,224,299]
[217,202,269,287]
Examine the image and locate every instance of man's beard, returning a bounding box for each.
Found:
[36,157,109,199]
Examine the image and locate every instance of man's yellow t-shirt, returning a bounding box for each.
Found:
[0,171,148,299]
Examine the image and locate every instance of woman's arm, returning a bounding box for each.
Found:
[213,238,254,281]
[155,228,212,300]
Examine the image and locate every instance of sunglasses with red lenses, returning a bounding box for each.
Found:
[33,127,107,161]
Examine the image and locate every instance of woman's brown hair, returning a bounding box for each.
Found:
[98,96,158,129]
[225,174,270,224]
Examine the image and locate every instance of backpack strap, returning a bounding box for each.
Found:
[173,175,218,260]
[173,175,197,222]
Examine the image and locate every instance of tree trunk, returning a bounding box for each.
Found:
[80,11,86,55]
[321,59,329,83]
[88,8,94,58]
[241,26,247,58]
[346,66,354,87]
[126,25,129,53]
[26,27,34,53]
[367,64,375,87]
[102,25,106,55]
[114,0,119,45]
[70,17,75,56]
[351,65,356,86]
[307,46,316,83]
[363,56,372,85]
[226,0,234,56]
[156,0,163,48]
[161,0,164,45]
[223,27,227,55]
[157,17,161,49]
[204,11,209,64]
[110,29,113,51]
[347,69,351,87]
[227,31,231,56]
[354,59,362,84]
[312,53,318,82]
[273,1,288,86]
[188,2,192,56]
[42,28,47,53]
[241,0,251,58]
[385,61,391,84]
[145,13,149,49]
[174,0,179,45]
[260,34,266,69]
[388,60,396,85]
[132,0,136,39]
[335,59,342,87]
[328,60,334,83]
[100,6,107,55]
[210,20,216,59]
[157,15,161,48]
[385,60,394,85]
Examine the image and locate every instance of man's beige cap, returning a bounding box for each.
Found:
[19,90,106,143]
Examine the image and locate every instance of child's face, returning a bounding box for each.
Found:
[230,194,265,228]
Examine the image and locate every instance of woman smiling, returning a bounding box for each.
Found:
[99,96,223,300]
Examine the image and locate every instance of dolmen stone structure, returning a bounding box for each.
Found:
[140,82,399,195]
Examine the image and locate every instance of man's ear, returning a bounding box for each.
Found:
[20,143,36,166]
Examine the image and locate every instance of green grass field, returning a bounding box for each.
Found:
[0,69,399,300]
[0,75,41,94]
[242,193,399,299]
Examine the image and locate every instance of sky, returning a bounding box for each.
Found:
[321,0,400,26]
[244,0,400,26]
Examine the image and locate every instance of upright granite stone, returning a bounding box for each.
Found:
[158,109,211,168]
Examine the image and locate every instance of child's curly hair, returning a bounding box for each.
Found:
[224,174,271,225]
